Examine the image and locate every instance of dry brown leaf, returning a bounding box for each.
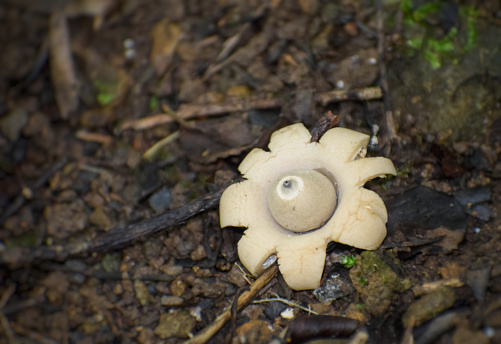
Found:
[150,19,181,75]
[49,11,80,119]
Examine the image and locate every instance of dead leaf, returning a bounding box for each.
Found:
[150,19,181,75]
[426,226,466,253]
[49,11,80,119]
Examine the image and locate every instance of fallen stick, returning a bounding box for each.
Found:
[119,87,382,132]
[184,264,279,344]
[0,189,223,269]
[376,0,398,150]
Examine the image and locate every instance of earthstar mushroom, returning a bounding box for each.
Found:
[219,123,396,290]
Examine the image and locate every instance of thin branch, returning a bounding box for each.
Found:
[253,292,319,315]
[0,188,223,269]
[183,264,279,344]
[376,0,398,150]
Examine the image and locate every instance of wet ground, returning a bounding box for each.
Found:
[1,0,501,343]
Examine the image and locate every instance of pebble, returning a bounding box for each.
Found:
[264,301,288,320]
[88,207,111,227]
[452,327,489,344]
[160,295,184,306]
[134,280,153,307]
[402,287,455,327]
[313,272,354,304]
[153,310,195,339]
[466,267,491,300]
[170,277,187,297]
[148,186,172,212]
[0,108,28,141]
[454,186,491,207]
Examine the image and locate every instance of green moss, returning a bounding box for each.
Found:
[400,1,478,70]
[149,95,159,111]
[340,254,357,268]
[349,251,411,316]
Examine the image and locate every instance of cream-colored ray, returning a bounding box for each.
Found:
[345,157,396,186]
[359,188,389,223]
[335,204,387,249]
[277,239,327,290]
[268,123,311,153]
[238,228,278,276]
[238,148,270,176]
[220,180,267,228]
[319,127,370,163]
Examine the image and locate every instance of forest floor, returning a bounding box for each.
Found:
[1,0,501,343]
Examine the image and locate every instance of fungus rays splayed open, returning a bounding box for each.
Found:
[219,123,396,290]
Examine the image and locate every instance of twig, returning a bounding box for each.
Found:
[75,130,113,145]
[413,278,463,297]
[227,286,250,344]
[9,321,57,344]
[0,312,15,344]
[0,158,68,227]
[49,11,79,119]
[315,87,382,106]
[235,262,253,285]
[177,98,281,120]
[117,86,381,133]
[1,296,45,316]
[0,188,223,269]
[253,292,319,315]
[183,264,279,344]
[376,0,398,151]
[310,111,339,143]
[400,315,415,344]
[0,284,16,344]
[143,131,180,160]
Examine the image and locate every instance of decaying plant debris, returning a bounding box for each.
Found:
[1,0,501,343]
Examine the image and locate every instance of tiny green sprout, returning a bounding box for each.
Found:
[356,303,364,310]
[340,255,357,268]
[359,277,368,286]
[149,95,159,111]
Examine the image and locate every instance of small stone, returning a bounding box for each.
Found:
[235,319,273,344]
[298,0,319,15]
[148,186,172,212]
[192,278,227,298]
[155,283,170,294]
[101,253,120,272]
[114,283,123,295]
[190,244,207,261]
[466,267,491,300]
[170,277,187,297]
[161,295,184,306]
[44,200,88,239]
[402,287,455,327]
[0,108,28,141]
[452,327,489,344]
[162,264,183,276]
[42,270,69,305]
[313,272,354,304]
[264,301,288,320]
[154,310,196,339]
[134,280,153,307]
[88,207,111,228]
[222,264,248,288]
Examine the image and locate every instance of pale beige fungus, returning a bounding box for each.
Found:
[267,169,337,232]
[219,123,396,290]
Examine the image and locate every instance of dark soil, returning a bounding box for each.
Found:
[1,1,501,343]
